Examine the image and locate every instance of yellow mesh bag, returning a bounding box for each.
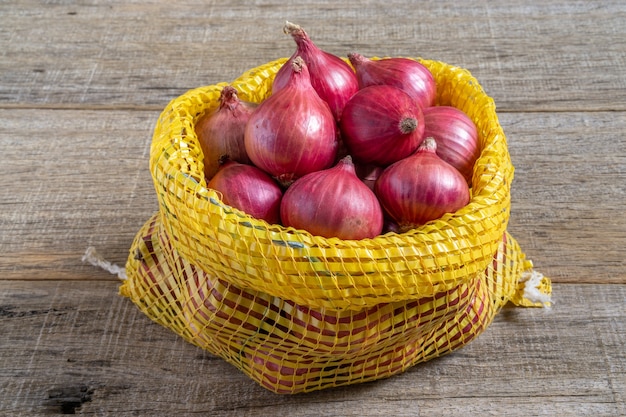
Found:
[121,58,552,394]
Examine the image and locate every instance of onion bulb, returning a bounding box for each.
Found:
[339,85,425,166]
[422,106,480,185]
[195,86,256,179]
[374,137,470,232]
[207,160,283,224]
[273,21,359,120]
[348,53,436,109]
[280,156,384,240]
[245,56,339,187]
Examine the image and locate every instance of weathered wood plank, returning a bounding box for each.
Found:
[0,280,623,416]
[506,111,626,284]
[1,0,623,415]
[1,109,624,283]
[0,109,158,280]
[1,0,624,111]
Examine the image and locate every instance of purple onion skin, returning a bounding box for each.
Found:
[273,22,359,121]
[374,138,470,232]
[245,58,339,187]
[195,86,256,180]
[208,161,283,225]
[422,106,479,186]
[339,85,425,167]
[280,156,384,240]
[348,53,437,110]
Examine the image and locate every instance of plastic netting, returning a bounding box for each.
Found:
[121,58,552,394]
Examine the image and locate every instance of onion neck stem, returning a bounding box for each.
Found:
[400,117,417,134]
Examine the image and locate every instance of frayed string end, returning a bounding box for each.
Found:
[82,246,127,280]
[519,269,552,308]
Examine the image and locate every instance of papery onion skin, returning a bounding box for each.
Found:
[207,161,283,224]
[340,85,425,166]
[273,21,359,121]
[195,86,256,179]
[245,57,339,187]
[348,53,437,110]
[280,156,384,240]
[422,106,480,186]
[374,137,470,232]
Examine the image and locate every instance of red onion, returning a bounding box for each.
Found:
[339,85,425,166]
[280,156,384,240]
[245,57,339,187]
[348,53,436,110]
[422,106,479,186]
[195,86,256,179]
[207,160,283,224]
[273,21,359,120]
[374,137,470,232]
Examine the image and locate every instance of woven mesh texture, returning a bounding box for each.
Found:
[122,58,552,393]
[143,58,514,310]
[122,214,547,394]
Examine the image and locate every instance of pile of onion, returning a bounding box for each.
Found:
[196,23,480,240]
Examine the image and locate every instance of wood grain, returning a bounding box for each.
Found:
[0,109,157,280]
[0,280,624,416]
[1,109,623,283]
[1,0,625,414]
[1,1,624,112]
[505,111,626,284]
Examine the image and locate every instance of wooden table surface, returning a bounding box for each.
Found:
[1,1,625,416]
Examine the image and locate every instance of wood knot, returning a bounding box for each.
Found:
[45,384,94,414]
